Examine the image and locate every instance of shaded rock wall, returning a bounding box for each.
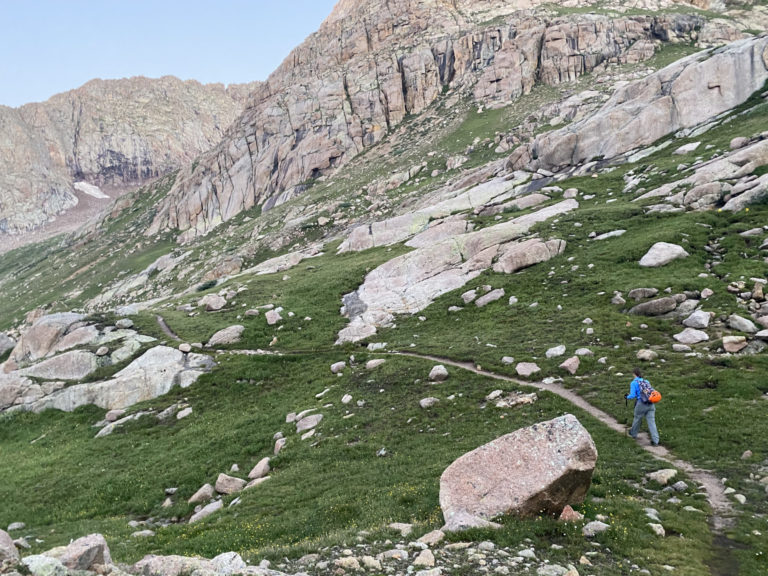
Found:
[147,1,711,242]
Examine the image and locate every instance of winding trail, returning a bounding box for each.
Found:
[156,315,181,341]
[390,350,735,533]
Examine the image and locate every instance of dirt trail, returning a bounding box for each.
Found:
[156,315,181,341]
[391,351,735,532]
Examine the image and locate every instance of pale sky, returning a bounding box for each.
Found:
[0,0,338,107]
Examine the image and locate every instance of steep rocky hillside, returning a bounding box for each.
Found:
[2,1,768,576]
[146,0,762,242]
[0,77,258,236]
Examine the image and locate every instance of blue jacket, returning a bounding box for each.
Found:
[627,376,643,400]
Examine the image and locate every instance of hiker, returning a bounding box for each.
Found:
[625,367,660,446]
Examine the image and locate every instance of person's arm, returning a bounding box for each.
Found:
[626,378,639,399]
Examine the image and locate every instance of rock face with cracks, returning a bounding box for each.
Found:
[439,414,597,531]
[509,35,768,173]
[145,0,716,242]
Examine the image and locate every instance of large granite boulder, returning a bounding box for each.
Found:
[56,534,112,571]
[206,325,245,347]
[18,350,99,381]
[7,313,85,368]
[639,243,689,267]
[440,414,597,531]
[628,297,679,316]
[0,528,19,562]
[24,346,211,412]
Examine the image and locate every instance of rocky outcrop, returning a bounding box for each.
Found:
[510,35,768,173]
[4,346,214,413]
[336,200,576,343]
[1,76,257,235]
[145,1,713,242]
[440,414,597,531]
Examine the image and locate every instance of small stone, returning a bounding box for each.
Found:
[648,469,677,485]
[362,556,381,570]
[741,450,753,460]
[734,494,747,504]
[366,359,386,369]
[274,437,287,454]
[334,557,361,571]
[331,361,346,374]
[648,523,665,537]
[701,288,714,299]
[546,345,566,358]
[417,530,445,546]
[342,394,353,404]
[559,505,584,522]
[582,521,610,537]
[429,365,449,381]
[131,530,155,538]
[420,397,439,409]
[116,318,134,329]
[176,407,192,420]
[501,356,515,365]
[636,349,658,361]
[95,346,109,356]
[672,481,688,492]
[179,343,192,353]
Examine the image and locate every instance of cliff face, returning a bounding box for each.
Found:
[0,77,257,234]
[146,0,736,242]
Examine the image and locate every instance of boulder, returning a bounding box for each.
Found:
[188,483,215,504]
[25,346,208,413]
[248,457,270,480]
[440,414,597,531]
[420,397,440,409]
[9,313,85,366]
[629,297,678,316]
[429,365,449,381]
[57,533,112,571]
[628,288,658,301]
[636,349,658,361]
[265,309,283,325]
[18,350,99,381]
[0,529,19,562]
[199,294,226,311]
[647,469,677,485]
[475,288,506,307]
[206,325,244,347]
[546,345,566,358]
[683,310,711,329]
[727,314,757,333]
[209,552,247,575]
[133,555,215,576]
[559,356,580,375]
[723,336,748,353]
[493,239,566,274]
[296,413,322,433]
[583,521,610,537]
[366,359,386,370]
[330,361,346,374]
[639,243,689,267]
[215,474,246,495]
[190,500,223,523]
[516,362,540,377]
[673,328,709,345]
[22,555,68,576]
